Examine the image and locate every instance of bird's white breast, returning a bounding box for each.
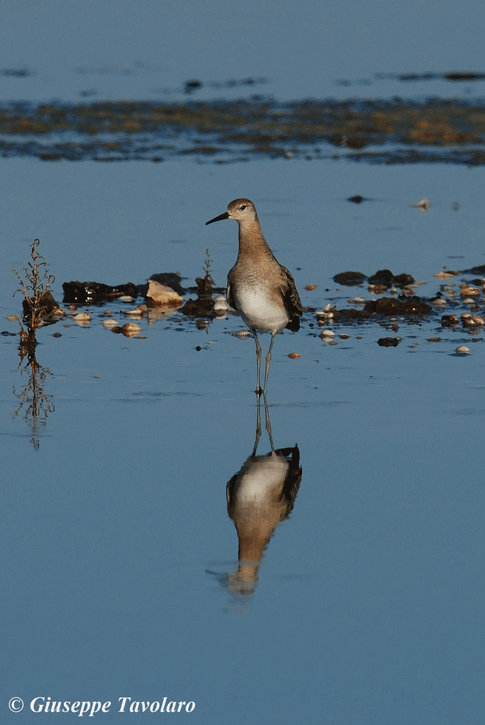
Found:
[233,285,289,334]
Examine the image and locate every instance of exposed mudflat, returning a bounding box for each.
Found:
[2,97,485,163]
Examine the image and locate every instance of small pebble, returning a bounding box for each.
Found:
[304,284,318,291]
[236,330,251,339]
[102,318,119,329]
[456,346,470,355]
[460,285,480,297]
[74,312,91,324]
[213,295,231,312]
[125,304,147,317]
[7,315,18,322]
[316,304,336,320]
[288,352,300,359]
[121,322,141,337]
[461,313,484,327]
[119,295,134,303]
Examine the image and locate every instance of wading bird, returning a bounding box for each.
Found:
[206,198,302,394]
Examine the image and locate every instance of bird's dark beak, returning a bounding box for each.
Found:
[205,211,229,225]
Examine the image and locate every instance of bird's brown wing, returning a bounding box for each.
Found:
[226,269,238,311]
[281,266,303,331]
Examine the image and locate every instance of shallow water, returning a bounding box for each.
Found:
[1,0,485,104]
[2,2,485,724]
[2,153,485,724]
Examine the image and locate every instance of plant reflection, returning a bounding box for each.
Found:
[13,348,54,450]
[224,395,302,597]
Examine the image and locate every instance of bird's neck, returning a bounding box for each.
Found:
[237,219,273,262]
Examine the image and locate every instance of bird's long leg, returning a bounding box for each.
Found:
[263,332,275,394]
[254,331,262,396]
[252,393,262,456]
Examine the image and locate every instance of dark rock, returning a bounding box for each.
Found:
[364,296,432,315]
[347,194,365,204]
[333,308,370,320]
[441,314,459,327]
[333,271,367,286]
[368,269,395,286]
[463,264,485,275]
[377,337,400,347]
[393,273,415,287]
[367,269,415,287]
[181,298,214,317]
[62,281,138,303]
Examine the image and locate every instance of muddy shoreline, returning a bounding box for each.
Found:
[1,97,485,163]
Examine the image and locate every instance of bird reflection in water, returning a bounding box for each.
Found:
[224,395,302,596]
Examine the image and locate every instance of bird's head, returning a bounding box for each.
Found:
[206,198,257,226]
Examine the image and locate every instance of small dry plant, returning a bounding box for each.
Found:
[195,248,215,298]
[12,238,56,345]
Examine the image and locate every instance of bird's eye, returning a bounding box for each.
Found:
[240,205,246,210]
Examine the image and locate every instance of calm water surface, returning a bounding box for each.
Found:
[2,154,484,725]
[1,2,485,723]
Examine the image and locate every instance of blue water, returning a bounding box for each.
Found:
[1,2,485,724]
[1,0,485,103]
